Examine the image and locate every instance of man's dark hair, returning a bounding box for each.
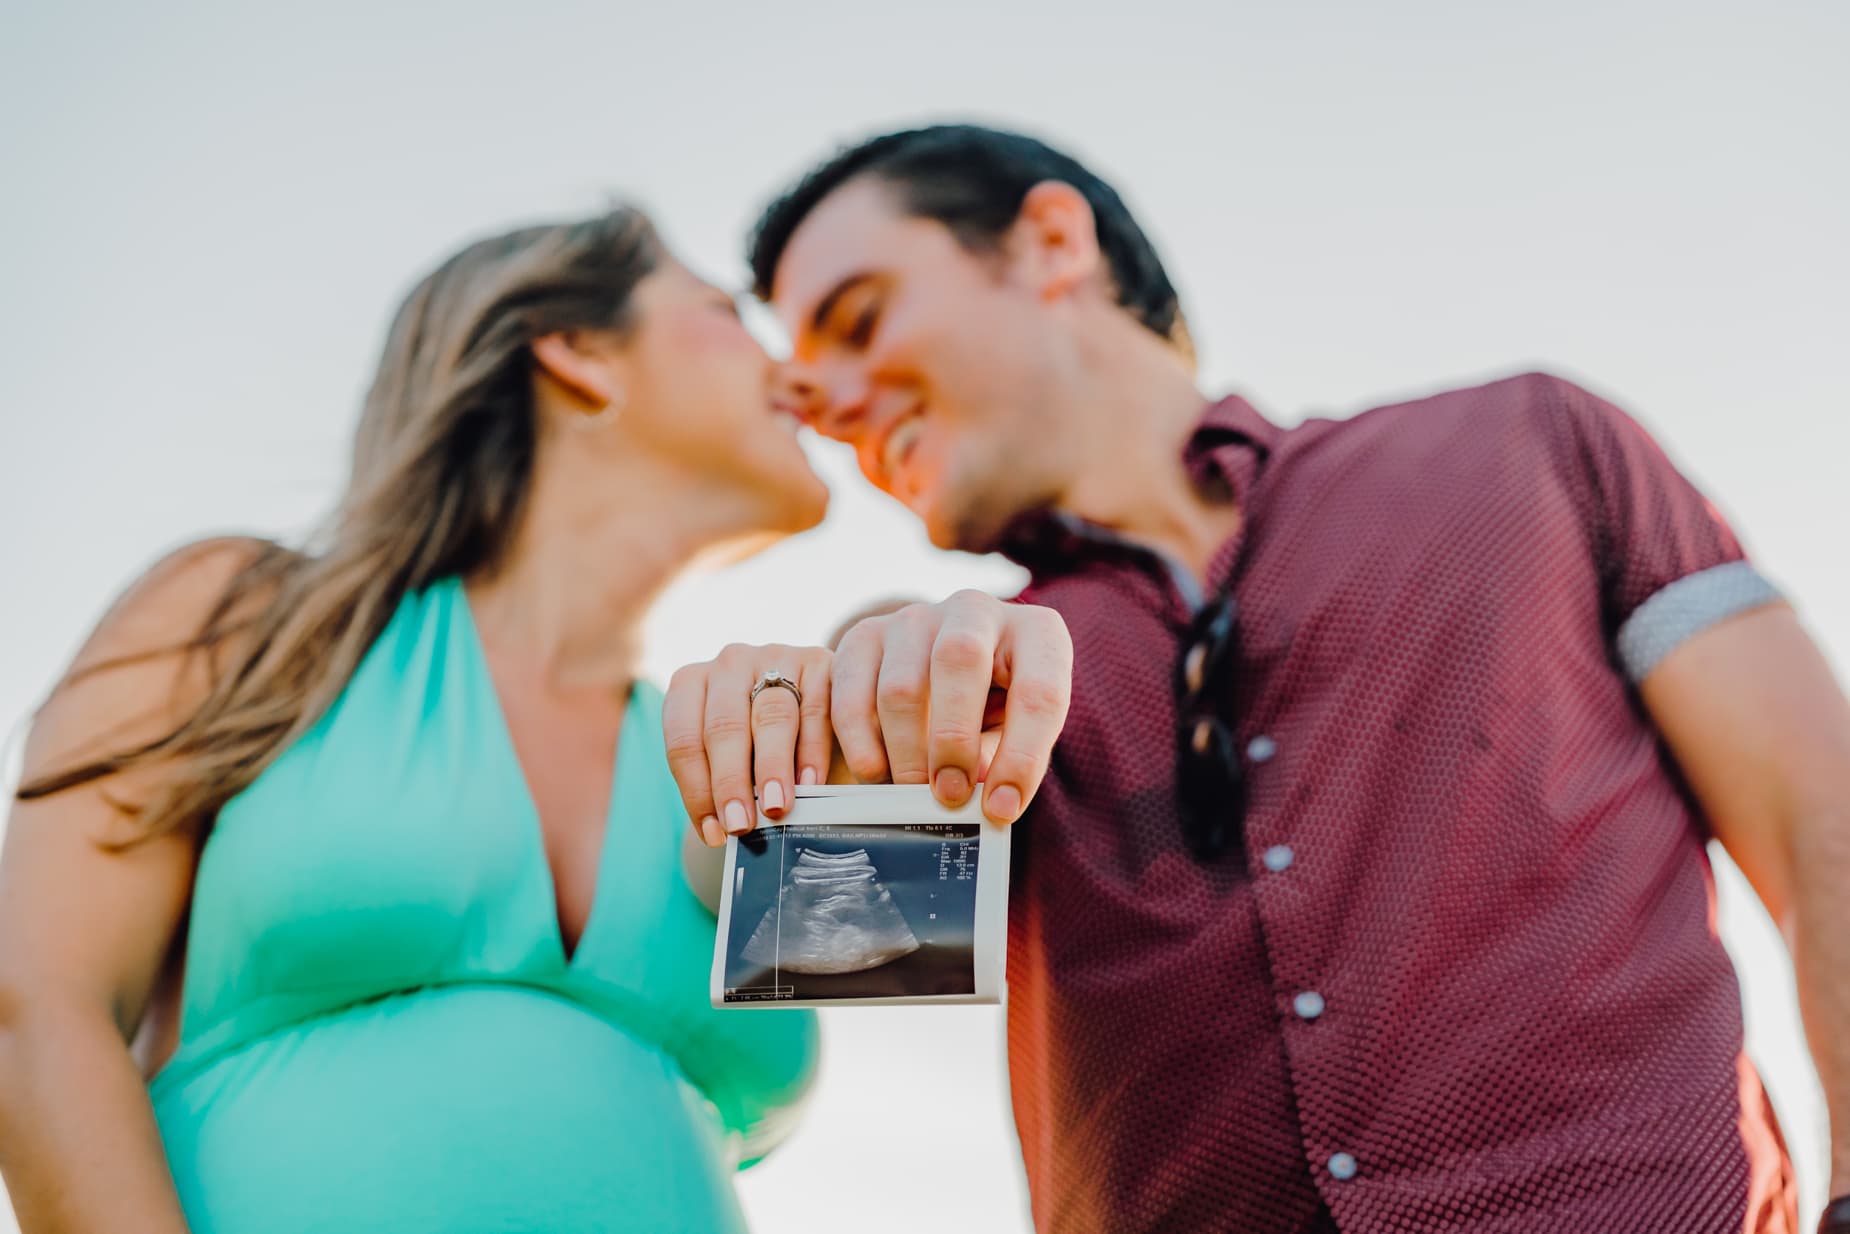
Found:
[748,123,1183,345]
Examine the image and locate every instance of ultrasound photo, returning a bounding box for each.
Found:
[721,822,983,1003]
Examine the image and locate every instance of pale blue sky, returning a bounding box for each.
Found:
[3,2,1846,1229]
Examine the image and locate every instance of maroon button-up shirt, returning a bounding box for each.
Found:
[1000,372,1797,1234]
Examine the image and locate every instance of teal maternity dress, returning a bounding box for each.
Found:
[148,576,816,1231]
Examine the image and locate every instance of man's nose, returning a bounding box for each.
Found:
[773,361,870,440]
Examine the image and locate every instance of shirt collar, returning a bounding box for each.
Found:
[1183,393,1280,493]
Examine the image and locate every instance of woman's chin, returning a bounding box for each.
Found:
[688,423,830,539]
[718,462,831,548]
[690,481,828,570]
[774,467,831,533]
[751,437,831,531]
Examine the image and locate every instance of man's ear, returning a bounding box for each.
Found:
[531,331,624,411]
[1011,180,1105,302]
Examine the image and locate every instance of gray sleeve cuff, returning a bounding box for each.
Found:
[1615,561,1783,683]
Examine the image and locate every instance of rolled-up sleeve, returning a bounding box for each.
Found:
[1532,372,1782,683]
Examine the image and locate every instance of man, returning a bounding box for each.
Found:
[663,124,1850,1233]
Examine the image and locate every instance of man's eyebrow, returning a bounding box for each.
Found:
[808,271,879,336]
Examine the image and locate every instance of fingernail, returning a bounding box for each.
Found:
[724,799,752,834]
[986,784,1022,823]
[700,816,725,847]
[762,781,786,813]
[799,766,819,786]
[934,766,970,805]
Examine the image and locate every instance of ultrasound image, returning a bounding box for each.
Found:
[741,847,920,974]
[724,823,981,1002]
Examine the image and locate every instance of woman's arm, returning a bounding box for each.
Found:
[679,826,726,916]
[0,540,260,1234]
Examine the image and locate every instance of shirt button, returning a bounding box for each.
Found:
[1246,735,1277,763]
[1293,991,1325,1020]
[1328,1152,1358,1181]
[1262,845,1295,872]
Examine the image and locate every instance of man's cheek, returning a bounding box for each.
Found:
[857,454,898,499]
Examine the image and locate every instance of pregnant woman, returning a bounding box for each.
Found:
[0,207,821,1233]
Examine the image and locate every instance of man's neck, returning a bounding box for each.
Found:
[1053,332,1240,583]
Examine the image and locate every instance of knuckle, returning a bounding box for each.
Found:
[989,742,1047,777]
[1010,676,1070,717]
[829,662,870,698]
[889,604,939,639]
[709,761,750,789]
[931,630,992,674]
[928,722,979,754]
[702,713,751,743]
[663,729,710,764]
[878,674,927,713]
[1020,603,1068,634]
[832,629,879,673]
[836,616,880,647]
[751,691,799,724]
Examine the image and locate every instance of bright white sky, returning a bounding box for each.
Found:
[2,2,1845,1230]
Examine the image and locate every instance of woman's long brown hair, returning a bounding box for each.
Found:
[16,208,661,839]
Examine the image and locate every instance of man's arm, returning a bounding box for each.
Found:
[1525,372,1842,1221]
[1640,602,1850,1202]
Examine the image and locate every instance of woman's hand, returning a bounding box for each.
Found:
[663,643,836,846]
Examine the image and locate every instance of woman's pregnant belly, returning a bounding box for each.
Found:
[151,984,747,1234]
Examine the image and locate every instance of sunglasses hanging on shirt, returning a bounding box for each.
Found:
[1176,591,1247,861]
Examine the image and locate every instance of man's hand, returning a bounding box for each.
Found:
[662,592,1073,843]
[830,591,1072,825]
